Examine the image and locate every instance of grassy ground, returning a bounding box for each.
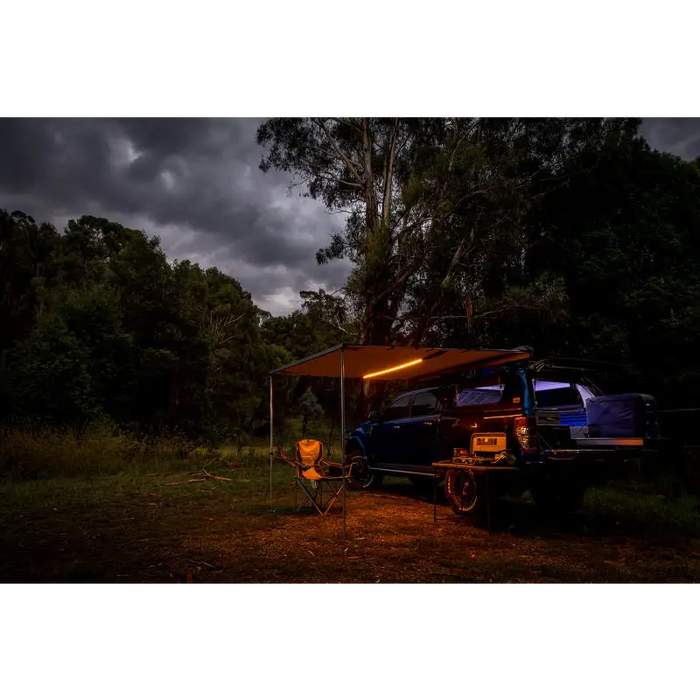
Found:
[2,428,700,583]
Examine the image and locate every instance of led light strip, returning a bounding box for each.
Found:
[363,358,423,379]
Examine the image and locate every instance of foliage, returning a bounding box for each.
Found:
[521,139,700,406]
[258,118,639,346]
[2,118,700,444]
[259,118,700,410]
[297,388,324,436]
[0,211,280,437]
[0,425,199,481]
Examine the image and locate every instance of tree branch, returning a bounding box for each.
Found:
[313,119,365,186]
[331,117,364,135]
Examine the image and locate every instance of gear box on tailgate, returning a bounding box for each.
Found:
[586,393,658,438]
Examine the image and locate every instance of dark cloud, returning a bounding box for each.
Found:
[640,118,700,161]
[1,118,698,315]
[0,118,348,315]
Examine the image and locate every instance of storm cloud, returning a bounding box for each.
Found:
[640,118,700,162]
[0,118,349,315]
[1,118,698,315]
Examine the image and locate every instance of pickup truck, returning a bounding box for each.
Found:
[345,358,661,516]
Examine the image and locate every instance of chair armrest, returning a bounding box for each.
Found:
[320,461,354,478]
[277,445,298,468]
[322,460,343,468]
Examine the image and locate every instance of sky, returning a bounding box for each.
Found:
[1,118,699,316]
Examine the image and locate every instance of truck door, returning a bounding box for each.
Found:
[402,390,443,472]
[373,394,414,465]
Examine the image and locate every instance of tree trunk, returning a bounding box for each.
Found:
[381,119,399,224]
[361,118,378,231]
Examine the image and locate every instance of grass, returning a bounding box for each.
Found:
[585,486,700,537]
[2,427,700,583]
[0,426,196,481]
[0,431,289,583]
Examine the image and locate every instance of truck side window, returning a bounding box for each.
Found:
[534,381,583,408]
[456,387,502,406]
[383,395,412,420]
[411,391,440,417]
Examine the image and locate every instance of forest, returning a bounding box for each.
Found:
[2,118,700,444]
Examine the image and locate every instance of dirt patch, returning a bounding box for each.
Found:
[3,477,700,583]
[192,489,700,583]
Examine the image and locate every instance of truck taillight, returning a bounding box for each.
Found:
[514,416,538,453]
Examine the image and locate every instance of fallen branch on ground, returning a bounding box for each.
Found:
[202,466,233,482]
[178,466,234,483]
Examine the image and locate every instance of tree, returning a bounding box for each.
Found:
[260,289,350,359]
[258,118,639,347]
[2,312,103,427]
[0,210,61,350]
[298,388,324,436]
[521,137,700,406]
[0,209,285,438]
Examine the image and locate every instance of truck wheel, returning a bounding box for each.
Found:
[347,451,383,491]
[445,468,484,515]
[531,480,586,514]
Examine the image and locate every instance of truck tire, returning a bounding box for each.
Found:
[347,451,383,491]
[445,468,486,516]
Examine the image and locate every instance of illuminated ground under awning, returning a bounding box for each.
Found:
[269,345,531,381]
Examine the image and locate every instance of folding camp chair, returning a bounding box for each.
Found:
[278,439,354,516]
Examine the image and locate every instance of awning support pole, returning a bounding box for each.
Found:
[340,345,346,542]
[269,374,273,510]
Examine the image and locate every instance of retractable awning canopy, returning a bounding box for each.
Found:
[270,345,531,380]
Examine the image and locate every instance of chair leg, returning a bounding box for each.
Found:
[295,479,314,512]
[320,481,344,516]
[297,480,326,516]
[295,478,346,517]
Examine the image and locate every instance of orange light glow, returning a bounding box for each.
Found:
[363,358,423,379]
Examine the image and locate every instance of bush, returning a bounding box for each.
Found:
[0,426,196,481]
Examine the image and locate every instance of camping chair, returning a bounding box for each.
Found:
[278,439,354,516]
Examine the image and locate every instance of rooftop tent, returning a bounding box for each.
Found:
[268,344,532,539]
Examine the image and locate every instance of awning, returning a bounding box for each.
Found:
[270,345,531,381]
